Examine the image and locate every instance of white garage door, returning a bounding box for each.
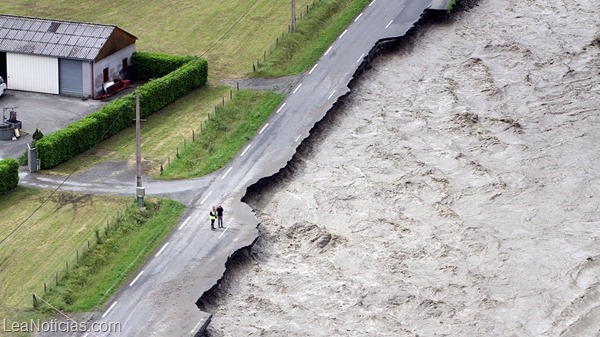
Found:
[7,53,59,94]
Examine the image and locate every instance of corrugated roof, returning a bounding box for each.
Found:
[0,15,129,60]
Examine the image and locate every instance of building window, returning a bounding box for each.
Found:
[103,68,109,82]
[122,58,128,70]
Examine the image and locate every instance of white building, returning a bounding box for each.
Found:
[0,15,136,98]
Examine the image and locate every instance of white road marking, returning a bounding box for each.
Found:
[179,216,191,230]
[325,46,333,56]
[293,83,303,94]
[129,271,144,287]
[218,226,230,239]
[369,0,376,6]
[221,167,233,180]
[102,301,118,318]
[295,134,302,142]
[339,29,348,39]
[241,144,252,156]
[309,63,318,74]
[259,123,269,134]
[354,13,363,22]
[276,103,286,114]
[190,320,203,334]
[357,53,365,63]
[386,20,393,29]
[155,242,169,257]
[200,191,212,204]
[328,90,336,100]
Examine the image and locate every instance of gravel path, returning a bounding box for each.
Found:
[201,1,600,336]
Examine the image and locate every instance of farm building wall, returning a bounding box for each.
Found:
[82,61,93,97]
[93,43,135,97]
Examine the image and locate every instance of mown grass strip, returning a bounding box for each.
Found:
[253,0,371,77]
[38,199,185,311]
[158,90,284,179]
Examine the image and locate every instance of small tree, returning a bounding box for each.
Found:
[32,128,44,141]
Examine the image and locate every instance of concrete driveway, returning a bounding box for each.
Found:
[0,90,106,160]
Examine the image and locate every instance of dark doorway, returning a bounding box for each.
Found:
[0,52,7,84]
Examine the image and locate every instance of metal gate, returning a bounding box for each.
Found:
[59,59,83,96]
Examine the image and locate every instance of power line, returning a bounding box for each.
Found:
[200,0,262,57]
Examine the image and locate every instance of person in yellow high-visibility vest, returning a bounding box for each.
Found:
[209,206,217,230]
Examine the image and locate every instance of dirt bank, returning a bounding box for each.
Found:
[200,0,600,336]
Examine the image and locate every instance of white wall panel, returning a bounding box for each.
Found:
[7,53,59,94]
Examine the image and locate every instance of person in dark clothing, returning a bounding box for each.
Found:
[216,205,224,228]
[209,206,217,230]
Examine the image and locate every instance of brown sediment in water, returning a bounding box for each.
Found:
[201,0,600,336]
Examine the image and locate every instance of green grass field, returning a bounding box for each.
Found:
[40,199,184,311]
[0,0,314,80]
[46,85,231,176]
[0,188,131,336]
[160,90,285,179]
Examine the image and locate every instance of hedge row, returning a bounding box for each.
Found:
[0,158,19,195]
[36,54,208,169]
[132,52,196,80]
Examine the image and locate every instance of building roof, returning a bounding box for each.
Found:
[0,15,136,61]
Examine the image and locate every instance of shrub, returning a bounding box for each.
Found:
[0,158,19,194]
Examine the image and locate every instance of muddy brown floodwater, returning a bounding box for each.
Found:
[200,0,600,336]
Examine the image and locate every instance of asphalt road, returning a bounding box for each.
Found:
[29,1,449,336]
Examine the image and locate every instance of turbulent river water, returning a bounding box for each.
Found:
[201,0,600,336]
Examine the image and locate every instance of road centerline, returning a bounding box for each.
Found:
[155,242,169,257]
[129,271,144,287]
[328,90,336,100]
[221,167,233,180]
[190,320,203,334]
[241,144,252,156]
[259,123,269,134]
[293,83,303,94]
[386,20,393,29]
[179,216,191,230]
[276,102,286,114]
[200,191,212,204]
[102,301,118,318]
[218,226,230,239]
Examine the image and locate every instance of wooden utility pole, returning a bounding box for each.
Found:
[291,0,296,32]
[135,90,145,207]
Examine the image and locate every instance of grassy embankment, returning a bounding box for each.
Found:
[254,0,371,77]
[159,90,285,179]
[0,188,183,337]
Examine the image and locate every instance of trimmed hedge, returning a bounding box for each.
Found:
[0,158,19,195]
[132,52,196,80]
[36,54,208,169]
